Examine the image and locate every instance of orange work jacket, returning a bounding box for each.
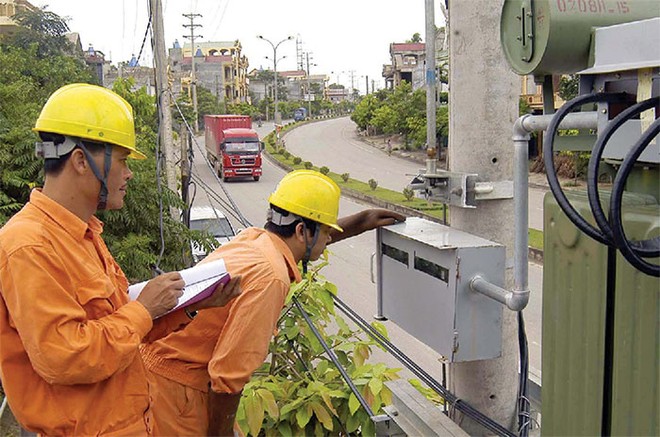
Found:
[0,189,189,435]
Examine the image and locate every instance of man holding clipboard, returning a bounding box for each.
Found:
[0,84,241,436]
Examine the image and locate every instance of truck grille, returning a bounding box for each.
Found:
[231,156,256,166]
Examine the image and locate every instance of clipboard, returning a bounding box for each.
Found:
[128,259,231,317]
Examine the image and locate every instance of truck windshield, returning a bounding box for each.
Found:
[225,142,260,153]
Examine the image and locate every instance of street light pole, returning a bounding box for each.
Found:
[258,35,293,124]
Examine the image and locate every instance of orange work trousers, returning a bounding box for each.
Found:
[147,371,208,436]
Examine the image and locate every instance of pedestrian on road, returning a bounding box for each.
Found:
[386,138,392,156]
[0,83,241,436]
[140,169,406,436]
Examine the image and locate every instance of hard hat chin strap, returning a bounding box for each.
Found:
[75,140,113,210]
[301,222,320,275]
[36,136,113,209]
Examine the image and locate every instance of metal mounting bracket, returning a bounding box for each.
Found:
[408,170,513,208]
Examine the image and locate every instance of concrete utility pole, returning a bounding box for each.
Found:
[305,52,313,117]
[183,13,202,133]
[296,36,304,71]
[425,0,437,157]
[150,0,178,210]
[348,69,356,100]
[447,0,520,434]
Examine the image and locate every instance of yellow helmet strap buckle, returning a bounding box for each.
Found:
[76,140,113,210]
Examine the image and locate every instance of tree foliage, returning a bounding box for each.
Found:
[99,78,199,281]
[558,74,579,102]
[351,82,449,149]
[0,8,94,224]
[0,7,195,280]
[9,6,77,58]
[407,33,422,43]
[237,261,400,436]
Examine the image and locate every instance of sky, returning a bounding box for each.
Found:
[39,0,446,93]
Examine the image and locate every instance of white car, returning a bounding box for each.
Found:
[189,206,236,263]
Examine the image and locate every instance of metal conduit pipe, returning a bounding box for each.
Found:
[471,112,598,311]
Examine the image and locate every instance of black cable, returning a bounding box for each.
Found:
[332,295,516,437]
[282,337,351,436]
[609,118,660,277]
[544,92,659,276]
[292,297,376,418]
[517,312,530,437]
[544,92,628,246]
[189,173,251,226]
[135,13,152,66]
[587,96,660,257]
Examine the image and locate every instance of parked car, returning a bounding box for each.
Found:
[189,206,236,263]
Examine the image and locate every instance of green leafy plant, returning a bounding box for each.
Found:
[408,379,444,407]
[402,187,414,201]
[303,161,313,170]
[368,179,378,191]
[236,261,400,436]
[282,150,291,159]
[341,173,350,183]
[292,156,302,165]
[319,166,330,175]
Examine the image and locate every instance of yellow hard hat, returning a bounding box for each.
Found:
[33,83,146,159]
[269,170,343,232]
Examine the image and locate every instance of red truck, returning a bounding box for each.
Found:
[204,114,263,182]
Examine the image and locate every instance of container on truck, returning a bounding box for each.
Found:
[204,115,263,182]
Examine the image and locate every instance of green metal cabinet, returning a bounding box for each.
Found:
[542,190,659,436]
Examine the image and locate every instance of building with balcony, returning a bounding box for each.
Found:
[169,40,250,104]
[382,28,448,92]
[0,0,35,38]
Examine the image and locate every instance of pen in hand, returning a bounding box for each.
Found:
[151,264,165,276]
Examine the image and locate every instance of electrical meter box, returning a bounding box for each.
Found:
[377,217,505,362]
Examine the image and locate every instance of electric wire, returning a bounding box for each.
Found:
[169,92,252,228]
[331,294,516,437]
[544,92,659,277]
[516,312,530,437]
[609,117,660,276]
[135,14,152,66]
[292,297,376,419]
[282,337,351,436]
[587,96,660,255]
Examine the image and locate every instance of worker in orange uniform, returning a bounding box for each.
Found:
[141,169,405,436]
[0,83,241,436]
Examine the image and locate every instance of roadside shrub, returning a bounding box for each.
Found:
[303,161,313,170]
[319,166,330,175]
[282,150,291,159]
[236,263,400,436]
[403,187,414,201]
[341,173,350,183]
[292,156,302,165]
[368,179,378,191]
